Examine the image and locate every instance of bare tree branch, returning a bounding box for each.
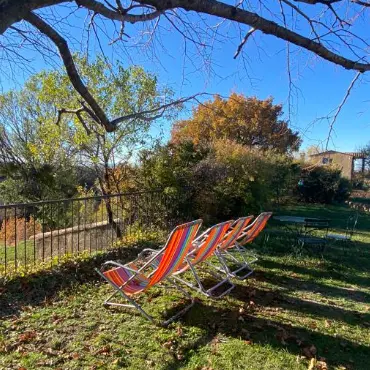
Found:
[76,0,162,23]
[139,0,370,72]
[24,11,115,131]
[234,27,256,59]
[110,93,204,126]
[325,72,361,150]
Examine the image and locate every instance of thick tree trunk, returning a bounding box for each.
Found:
[0,0,67,35]
[100,165,123,239]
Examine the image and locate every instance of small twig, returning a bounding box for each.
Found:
[325,71,361,150]
[109,21,130,44]
[233,28,256,59]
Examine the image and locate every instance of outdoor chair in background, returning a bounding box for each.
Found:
[96,219,202,326]
[208,216,256,280]
[234,212,273,263]
[297,218,330,252]
[171,220,236,298]
[135,220,236,298]
[327,212,359,244]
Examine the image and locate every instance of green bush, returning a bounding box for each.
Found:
[296,166,352,204]
[137,140,296,224]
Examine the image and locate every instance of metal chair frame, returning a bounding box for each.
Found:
[327,212,359,242]
[96,261,194,326]
[96,219,202,326]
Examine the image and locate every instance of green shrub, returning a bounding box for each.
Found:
[138,140,296,224]
[296,166,351,204]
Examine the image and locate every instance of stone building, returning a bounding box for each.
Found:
[309,150,367,180]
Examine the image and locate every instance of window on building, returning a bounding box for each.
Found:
[322,157,333,164]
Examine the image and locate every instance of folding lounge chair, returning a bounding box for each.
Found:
[96,219,202,326]
[172,220,236,298]
[233,212,273,263]
[210,216,255,280]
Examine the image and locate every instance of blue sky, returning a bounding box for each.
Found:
[2,4,369,153]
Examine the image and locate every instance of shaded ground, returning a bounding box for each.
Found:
[0,204,369,369]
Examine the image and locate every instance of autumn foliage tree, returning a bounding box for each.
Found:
[171,94,301,154]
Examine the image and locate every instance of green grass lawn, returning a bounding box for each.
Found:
[0,204,369,369]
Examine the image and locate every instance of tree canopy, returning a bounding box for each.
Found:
[0,1,369,132]
[171,94,301,153]
[0,56,175,202]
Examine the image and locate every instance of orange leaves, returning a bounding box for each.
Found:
[170,93,301,153]
[18,331,37,344]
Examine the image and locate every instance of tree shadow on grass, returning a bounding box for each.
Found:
[255,234,370,272]
[229,280,370,325]
[162,289,370,370]
[273,204,370,233]
[0,244,149,319]
[260,258,370,292]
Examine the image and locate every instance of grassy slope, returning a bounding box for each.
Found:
[0,204,369,370]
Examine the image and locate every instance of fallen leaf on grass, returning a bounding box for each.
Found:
[308,358,316,370]
[308,358,328,370]
[315,360,328,370]
[176,352,184,360]
[176,326,183,337]
[18,331,37,343]
[96,346,111,355]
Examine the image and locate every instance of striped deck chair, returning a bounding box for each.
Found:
[233,212,273,263]
[210,216,257,280]
[96,219,202,326]
[173,220,236,298]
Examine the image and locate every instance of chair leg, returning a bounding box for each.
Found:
[234,242,258,265]
[97,269,195,326]
[161,278,195,326]
[173,258,235,299]
[213,248,254,280]
[96,268,156,323]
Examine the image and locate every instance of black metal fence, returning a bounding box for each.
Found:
[0,190,190,276]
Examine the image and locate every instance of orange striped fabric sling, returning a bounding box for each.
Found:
[237,212,272,246]
[218,216,254,252]
[190,220,234,265]
[103,220,202,295]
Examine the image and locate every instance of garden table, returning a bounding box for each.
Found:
[273,215,330,235]
[273,215,330,248]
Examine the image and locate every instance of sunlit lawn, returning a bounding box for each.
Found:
[0,204,369,369]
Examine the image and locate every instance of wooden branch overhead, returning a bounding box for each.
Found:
[0,0,369,72]
[0,0,370,132]
[25,11,116,132]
